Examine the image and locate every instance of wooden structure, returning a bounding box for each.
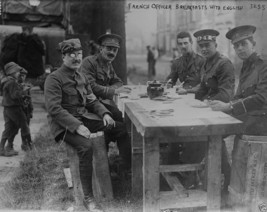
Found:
[228,135,267,212]
[122,94,243,212]
[65,131,113,206]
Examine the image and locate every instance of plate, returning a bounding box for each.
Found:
[166,94,182,99]
[190,102,209,108]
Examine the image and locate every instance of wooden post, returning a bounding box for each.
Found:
[131,123,143,199]
[143,137,160,212]
[65,143,84,206]
[65,131,113,206]
[92,131,113,201]
[206,135,222,211]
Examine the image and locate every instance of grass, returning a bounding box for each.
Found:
[0,124,141,211]
[0,124,74,210]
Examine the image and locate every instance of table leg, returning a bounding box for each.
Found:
[207,135,222,211]
[144,137,160,212]
[132,123,143,199]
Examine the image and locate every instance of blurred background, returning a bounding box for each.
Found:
[0,0,266,86]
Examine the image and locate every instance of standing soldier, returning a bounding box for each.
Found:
[166,31,205,93]
[0,62,32,156]
[80,32,131,122]
[209,25,267,208]
[146,45,155,80]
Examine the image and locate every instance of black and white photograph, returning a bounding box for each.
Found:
[0,0,267,211]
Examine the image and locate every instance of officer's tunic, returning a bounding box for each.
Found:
[167,52,205,89]
[80,54,123,101]
[44,64,111,140]
[229,53,267,196]
[195,52,235,102]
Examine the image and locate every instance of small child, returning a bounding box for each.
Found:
[0,62,32,156]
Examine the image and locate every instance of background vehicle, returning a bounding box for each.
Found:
[0,0,71,89]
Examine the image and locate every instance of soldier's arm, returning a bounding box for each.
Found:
[210,61,235,103]
[230,62,267,116]
[84,82,112,118]
[109,66,123,89]
[80,58,115,100]
[166,60,180,85]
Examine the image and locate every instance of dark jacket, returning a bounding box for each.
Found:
[167,52,204,89]
[195,52,235,102]
[44,64,111,139]
[17,33,45,78]
[230,53,267,135]
[1,76,25,107]
[80,54,123,101]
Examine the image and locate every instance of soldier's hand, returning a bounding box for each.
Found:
[166,83,173,89]
[115,86,131,95]
[103,114,115,130]
[177,87,187,95]
[209,100,231,112]
[76,125,91,138]
[23,85,31,91]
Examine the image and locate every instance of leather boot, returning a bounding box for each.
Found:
[5,142,19,155]
[0,139,16,157]
[21,134,32,151]
[0,138,6,156]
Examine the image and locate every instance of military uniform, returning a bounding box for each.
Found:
[45,39,131,202]
[225,26,267,202]
[0,62,32,156]
[5,68,33,153]
[80,33,124,122]
[195,52,235,102]
[167,52,204,89]
[193,29,235,191]
[80,54,123,101]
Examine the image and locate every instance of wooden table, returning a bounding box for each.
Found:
[119,92,243,212]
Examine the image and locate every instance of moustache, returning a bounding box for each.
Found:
[107,53,115,58]
[72,59,81,64]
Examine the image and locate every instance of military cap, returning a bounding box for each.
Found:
[226,25,256,44]
[4,62,23,76]
[97,32,122,48]
[193,29,219,44]
[58,38,82,54]
[20,68,28,75]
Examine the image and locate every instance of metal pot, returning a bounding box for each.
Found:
[147,80,164,99]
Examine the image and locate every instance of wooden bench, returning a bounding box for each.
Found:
[64,131,113,206]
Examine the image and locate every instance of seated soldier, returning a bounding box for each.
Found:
[44,38,131,212]
[80,32,131,122]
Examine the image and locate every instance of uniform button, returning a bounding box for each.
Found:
[206,82,208,85]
